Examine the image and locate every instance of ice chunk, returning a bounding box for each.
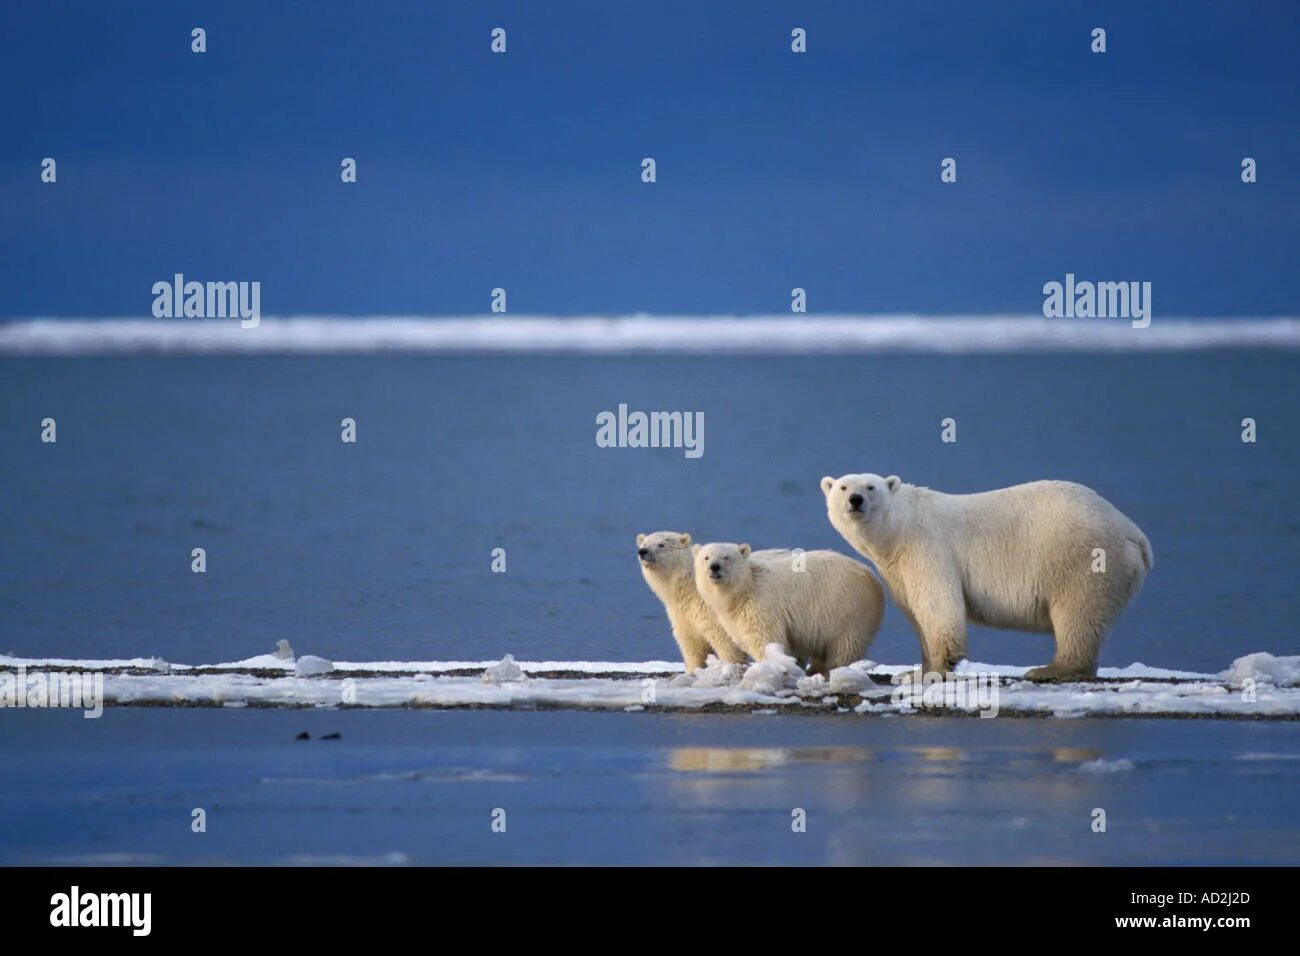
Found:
[796,673,828,695]
[1222,652,1300,688]
[1077,758,1135,774]
[294,655,334,677]
[690,656,746,688]
[739,644,805,695]
[481,653,525,683]
[828,664,875,694]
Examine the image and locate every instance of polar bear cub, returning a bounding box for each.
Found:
[692,542,884,676]
[821,474,1153,681]
[637,531,749,672]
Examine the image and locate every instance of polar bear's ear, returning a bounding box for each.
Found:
[636,533,646,547]
[738,543,751,557]
[691,543,701,557]
[679,533,691,546]
[820,476,835,496]
[885,475,901,492]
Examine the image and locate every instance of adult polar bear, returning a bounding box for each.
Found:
[821,474,1152,681]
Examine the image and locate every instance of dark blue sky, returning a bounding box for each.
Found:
[1,0,1296,317]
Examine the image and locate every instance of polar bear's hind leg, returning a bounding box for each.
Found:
[1025,596,1109,681]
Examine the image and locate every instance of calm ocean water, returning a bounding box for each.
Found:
[3,708,1298,865]
[2,352,1297,673]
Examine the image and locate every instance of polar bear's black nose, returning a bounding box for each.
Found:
[849,493,864,508]
[638,548,649,558]
[709,562,721,573]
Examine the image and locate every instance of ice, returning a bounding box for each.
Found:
[224,654,295,670]
[796,673,828,695]
[1078,758,1136,774]
[828,662,876,694]
[294,655,334,677]
[679,656,746,688]
[738,644,806,696]
[274,640,295,661]
[4,316,1299,355]
[3,650,1299,719]
[481,654,525,683]
[1222,653,1300,688]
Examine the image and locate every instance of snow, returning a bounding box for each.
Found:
[827,663,877,694]
[294,655,334,677]
[1221,652,1300,688]
[673,656,745,688]
[737,644,806,696]
[3,315,1299,355]
[0,653,686,675]
[2,650,1298,719]
[480,654,525,684]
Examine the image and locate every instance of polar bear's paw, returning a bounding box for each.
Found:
[1024,663,1095,683]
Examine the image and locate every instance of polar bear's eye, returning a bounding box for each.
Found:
[840,485,846,491]
[657,543,664,548]
[867,484,875,491]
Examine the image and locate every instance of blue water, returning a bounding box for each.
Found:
[2,352,1297,673]
[2,708,1297,865]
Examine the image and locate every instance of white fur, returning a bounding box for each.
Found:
[821,474,1153,680]
[637,531,748,671]
[692,542,884,676]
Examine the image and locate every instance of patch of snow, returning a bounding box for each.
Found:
[223,654,295,670]
[678,657,746,688]
[1222,653,1300,688]
[1103,661,1213,680]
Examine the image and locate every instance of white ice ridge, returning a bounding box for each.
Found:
[2,650,1298,719]
[3,315,1300,355]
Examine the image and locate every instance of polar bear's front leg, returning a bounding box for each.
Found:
[906,578,968,677]
[670,623,712,673]
[706,631,751,665]
[733,617,789,663]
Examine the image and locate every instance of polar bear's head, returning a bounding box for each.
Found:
[637,531,694,579]
[693,541,752,591]
[821,473,901,526]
